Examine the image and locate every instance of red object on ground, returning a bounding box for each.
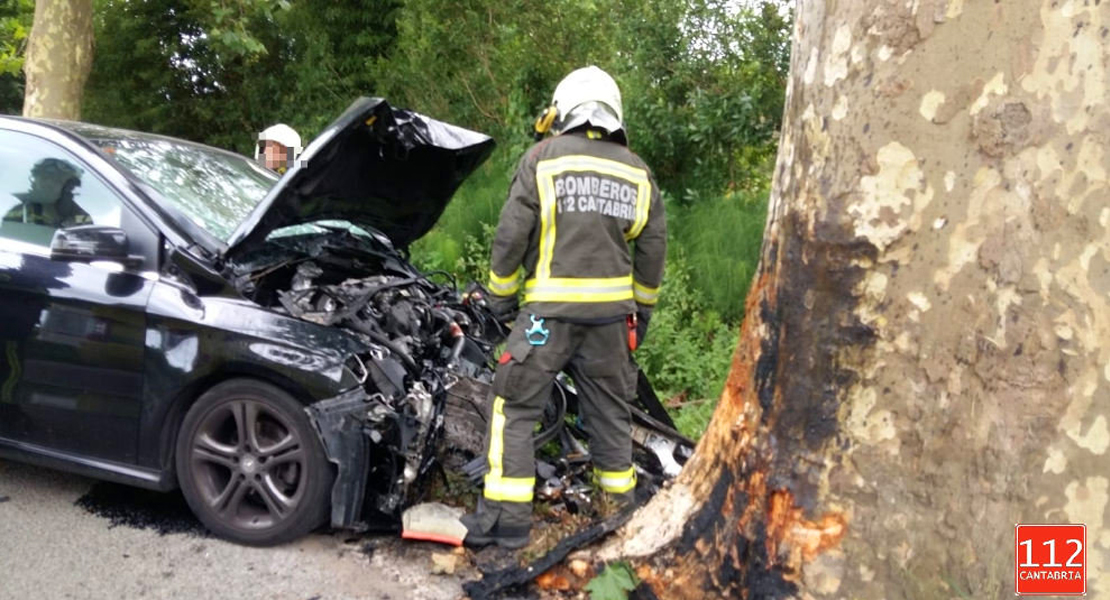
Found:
[401,530,464,546]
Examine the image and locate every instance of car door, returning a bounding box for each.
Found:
[0,128,157,464]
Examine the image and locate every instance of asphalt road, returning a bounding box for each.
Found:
[0,459,471,600]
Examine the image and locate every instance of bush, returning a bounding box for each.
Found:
[634,248,739,439]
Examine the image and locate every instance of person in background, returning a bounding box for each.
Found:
[255,123,302,174]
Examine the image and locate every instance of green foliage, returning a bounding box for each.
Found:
[635,247,739,438]
[619,1,790,198]
[200,0,289,58]
[0,0,33,114]
[85,0,399,152]
[671,188,768,319]
[375,0,623,148]
[376,0,790,200]
[671,394,720,441]
[79,0,789,197]
[412,220,497,289]
[585,562,639,600]
[0,0,29,74]
[638,190,768,437]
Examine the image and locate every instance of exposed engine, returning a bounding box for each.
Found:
[230,229,502,524]
[278,262,492,373]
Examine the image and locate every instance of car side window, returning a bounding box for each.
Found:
[0,129,124,248]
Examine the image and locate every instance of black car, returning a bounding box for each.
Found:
[0,99,501,545]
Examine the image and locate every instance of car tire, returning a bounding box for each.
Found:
[176,378,332,546]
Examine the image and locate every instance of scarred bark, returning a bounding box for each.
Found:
[593,1,1110,598]
[22,0,94,119]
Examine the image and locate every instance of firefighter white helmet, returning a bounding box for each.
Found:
[551,66,623,136]
[254,123,303,162]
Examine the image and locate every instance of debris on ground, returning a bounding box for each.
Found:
[401,502,467,546]
[434,363,694,598]
[534,566,574,592]
[430,550,468,575]
[448,374,693,525]
[523,506,596,563]
[568,559,593,580]
[463,502,642,599]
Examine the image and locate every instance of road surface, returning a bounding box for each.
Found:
[0,459,471,599]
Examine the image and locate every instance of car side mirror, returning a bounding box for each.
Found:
[50,225,142,267]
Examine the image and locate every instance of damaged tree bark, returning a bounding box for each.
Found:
[22,0,94,119]
[595,1,1110,597]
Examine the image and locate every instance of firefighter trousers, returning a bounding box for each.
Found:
[474,313,637,530]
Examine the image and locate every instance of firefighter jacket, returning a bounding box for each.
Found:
[487,132,666,320]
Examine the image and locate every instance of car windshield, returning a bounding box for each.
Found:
[81,130,278,241]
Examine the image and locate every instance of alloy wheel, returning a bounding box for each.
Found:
[189,400,307,531]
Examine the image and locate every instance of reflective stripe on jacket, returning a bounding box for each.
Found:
[488,132,666,320]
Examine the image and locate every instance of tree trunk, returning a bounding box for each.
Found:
[598,1,1110,597]
[22,0,94,120]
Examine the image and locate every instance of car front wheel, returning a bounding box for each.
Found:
[176,379,332,546]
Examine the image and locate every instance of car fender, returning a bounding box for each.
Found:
[137,279,371,472]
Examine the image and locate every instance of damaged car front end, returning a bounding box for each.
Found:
[229,230,503,528]
[219,99,507,531]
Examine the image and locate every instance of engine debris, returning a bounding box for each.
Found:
[230,228,694,540]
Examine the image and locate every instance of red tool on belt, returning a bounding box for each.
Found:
[627,313,638,351]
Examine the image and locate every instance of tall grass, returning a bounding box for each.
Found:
[669,189,768,321]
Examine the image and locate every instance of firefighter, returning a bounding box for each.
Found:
[462,66,666,549]
[255,123,302,173]
[3,158,91,228]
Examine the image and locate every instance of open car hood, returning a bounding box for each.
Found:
[225,98,495,257]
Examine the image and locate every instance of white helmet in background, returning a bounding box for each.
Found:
[255,123,303,162]
[551,66,623,137]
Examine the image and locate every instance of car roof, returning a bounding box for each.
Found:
[1,116,251,163]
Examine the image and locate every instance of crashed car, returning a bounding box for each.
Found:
[0,99,502,545]
[0,99,692,547]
